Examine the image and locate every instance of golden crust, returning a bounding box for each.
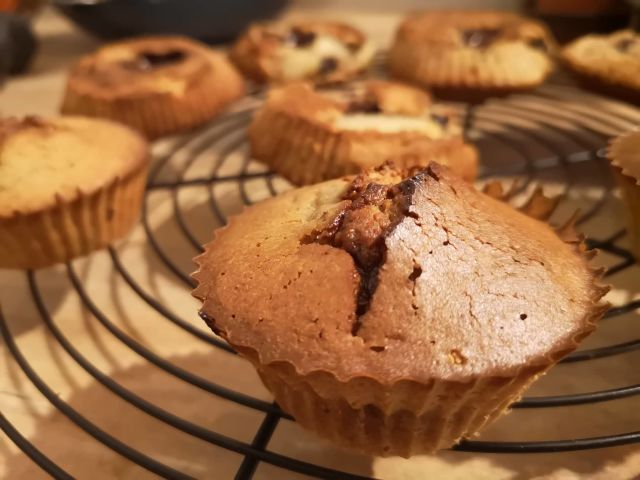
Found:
[608,130,640,259]
[562,30,640,94]
[249,81,478,185]
[388,10,555,98]
[230,20,375,84]
[0,116,149,269]
[192,164,609,456]
[61,36,245,139]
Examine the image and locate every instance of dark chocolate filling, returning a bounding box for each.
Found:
[303,169,430,335]
[616,38,636,52]
[461,28,501,48]
[288,27,316,47]
[430,113,449,127]
[129,50,187,70]
[527,37,548,52]
[318,56,339,75]
[347,99,382,114]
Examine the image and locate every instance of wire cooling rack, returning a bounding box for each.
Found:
[1,80,640,480]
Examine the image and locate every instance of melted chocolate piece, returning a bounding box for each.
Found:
[347,99,382,114]
[318,56,338,75]
[288,27,316,47]
[304,169,430,335]
[131,50,186,70]
[430,113,449,127]
[616,38,636,52]
[345,41,362,53]
[462,28,501,48]
[527,37,548,52]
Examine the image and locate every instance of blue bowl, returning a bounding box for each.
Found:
[53,0,289,43]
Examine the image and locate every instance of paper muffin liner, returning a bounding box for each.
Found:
[249,108,478,186]
[608,133,640,260]
[61,53,245,139]
[0,161,148,270]
[388,41,552,102]
[194,187,610,457]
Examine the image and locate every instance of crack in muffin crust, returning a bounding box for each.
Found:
[303,167,439,336]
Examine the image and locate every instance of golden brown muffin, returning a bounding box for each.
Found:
[388,10,555,102]
[608,130,640,260]
[562,30,640,104]
[0,116,149,269]
[230,20,376,84]
[61,36,245,139]
[193,163,609,457]
[249,81,478,185]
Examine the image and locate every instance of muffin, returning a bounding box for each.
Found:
[608,130,640,260]
[61,36,245,139]
[0,116,149,270]
[562,30,640,104]
[388,10,555,102]
[193,163,609,457]
[230,20,376,84]
[249,81,478,185]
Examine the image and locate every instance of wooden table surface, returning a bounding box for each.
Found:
[1,7,639,480]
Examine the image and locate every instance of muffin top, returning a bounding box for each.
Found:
[66,36,238,99]
[395,10,554,53]
[0,116,148,218]
[230,20,376,83]
[609,129,640,184]
[193,164,607,384]
[259,81,459,140]
[562,30,640,89]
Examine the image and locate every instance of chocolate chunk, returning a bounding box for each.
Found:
[527,37,548,52]
[288,27,316,47]
[616,38,636,52]
[132,50,186,70]
[318,56,339,75]
[347,99,382,114]
[345,41,361,53]
[461,28,501,48]
[430,113,449,127]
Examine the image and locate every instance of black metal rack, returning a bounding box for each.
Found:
[1,81,640,480]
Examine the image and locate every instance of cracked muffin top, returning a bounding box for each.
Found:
[257,81,460,140]
[66,36,233,99]
[193,164,607,384]
[230,20,375,84]
[394,10,554,52]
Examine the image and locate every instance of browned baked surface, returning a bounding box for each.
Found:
[0,116,149,269]
[230,20,375,84]
[193,164,608,455]
[388,10,555,98]
[61,36,245,139]
[249,81,478,185]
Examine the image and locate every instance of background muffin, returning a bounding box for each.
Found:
[388,10,555,102]
[61,36,245,139]
[562,30,640,105]
[0,116,149,269]
[230,20,376,84]
[608,130,640,260]
[249,81,478,185]
[193,164,608,457]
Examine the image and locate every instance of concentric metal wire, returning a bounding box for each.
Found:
[2,82,640,480]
